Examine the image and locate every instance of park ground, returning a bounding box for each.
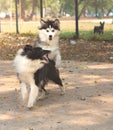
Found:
[0,32,113,129]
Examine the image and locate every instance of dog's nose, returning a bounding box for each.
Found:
[49,35,52,40]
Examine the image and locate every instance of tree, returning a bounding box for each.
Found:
[44,0,60,17]
[0,0,113,20]
[0,0,10,12]
[59,0,75,16]
[28,0,39,20]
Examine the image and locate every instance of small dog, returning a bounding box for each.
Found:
[34,18,61,67]
[94,21,105,34]
[13,45,65,109]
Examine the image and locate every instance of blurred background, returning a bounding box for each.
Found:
[0,0,113,33]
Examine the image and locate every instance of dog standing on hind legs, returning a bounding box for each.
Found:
[33,18,65,101]
[34,18,61,67]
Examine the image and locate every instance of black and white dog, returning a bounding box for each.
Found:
[13,45,65,109]
[34,19,61,67]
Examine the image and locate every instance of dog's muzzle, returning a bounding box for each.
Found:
[41,54,49,63]
[49,35,52,40]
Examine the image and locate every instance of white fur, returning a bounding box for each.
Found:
[13,48,47,108]
[35,27,61,67]
[14,49,45,74]
[20,82,28,101]
[27,83,39,108]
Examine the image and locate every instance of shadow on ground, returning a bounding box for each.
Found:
[0,60,113,130]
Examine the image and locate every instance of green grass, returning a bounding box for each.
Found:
[60,31,75,39]
[80,30,113,41]
[60,30,113,41]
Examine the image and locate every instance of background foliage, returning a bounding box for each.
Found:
[0,0,113,20]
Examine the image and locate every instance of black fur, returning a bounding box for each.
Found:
[21,45,50,60]
[94,22,105,34]
[20,45,63,93]
[34,60,63,93]
[39,19,60,30]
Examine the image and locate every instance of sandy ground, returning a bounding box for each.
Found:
[0,60,113,130]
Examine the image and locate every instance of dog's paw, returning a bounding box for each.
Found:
[27,102,34,109]
[27,106,33,111]
[38,91,48,100]
[60,91,65,95]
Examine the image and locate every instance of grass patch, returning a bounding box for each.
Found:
[60,31,75,39]
[60,30,113,41]
[79,30,113,41]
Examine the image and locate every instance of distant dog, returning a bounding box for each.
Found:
[94,21,105,34]
[13,45,65,109]
[34,18,61,67]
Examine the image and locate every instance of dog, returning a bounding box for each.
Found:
[13,45,65,109]
[34,18,61,67]
[94,21,105,34]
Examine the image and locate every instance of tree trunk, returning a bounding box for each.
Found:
[78,1,88,19]
[95,0,98,17]
[20,0,27,20]
[28,0,37,20]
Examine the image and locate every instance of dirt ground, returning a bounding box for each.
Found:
[1,33,113,130]
[0,60,113,130]
[1,33,113,63]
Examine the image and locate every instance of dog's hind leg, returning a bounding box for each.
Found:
[38,89,46,100]
[38,84,48,100]
[56,78,65,95]
[59,85,65,95]
[49,68,65,95]
[27,83,39,109]
[52,77,65,95]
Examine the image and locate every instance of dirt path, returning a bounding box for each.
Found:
[0,60,113,130]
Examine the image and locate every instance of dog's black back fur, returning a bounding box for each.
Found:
[94,22,105,34]
[34,60,63,92]
[21,45,50,60]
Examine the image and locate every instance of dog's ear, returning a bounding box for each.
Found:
[100,21,104,25]
[24,45,32,52]
[54,19,60,26]
[53,19,60,30]
[38,19,46,29]
[100,21,105,25]
[40,18,46,25]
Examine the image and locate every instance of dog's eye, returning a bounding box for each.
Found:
[52,30,55,32]
[46,30,49,32]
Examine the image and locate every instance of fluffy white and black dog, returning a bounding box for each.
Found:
[34,19,61,67]
[13,45,65,109]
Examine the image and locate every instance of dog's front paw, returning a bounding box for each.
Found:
[27,102,34,109]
